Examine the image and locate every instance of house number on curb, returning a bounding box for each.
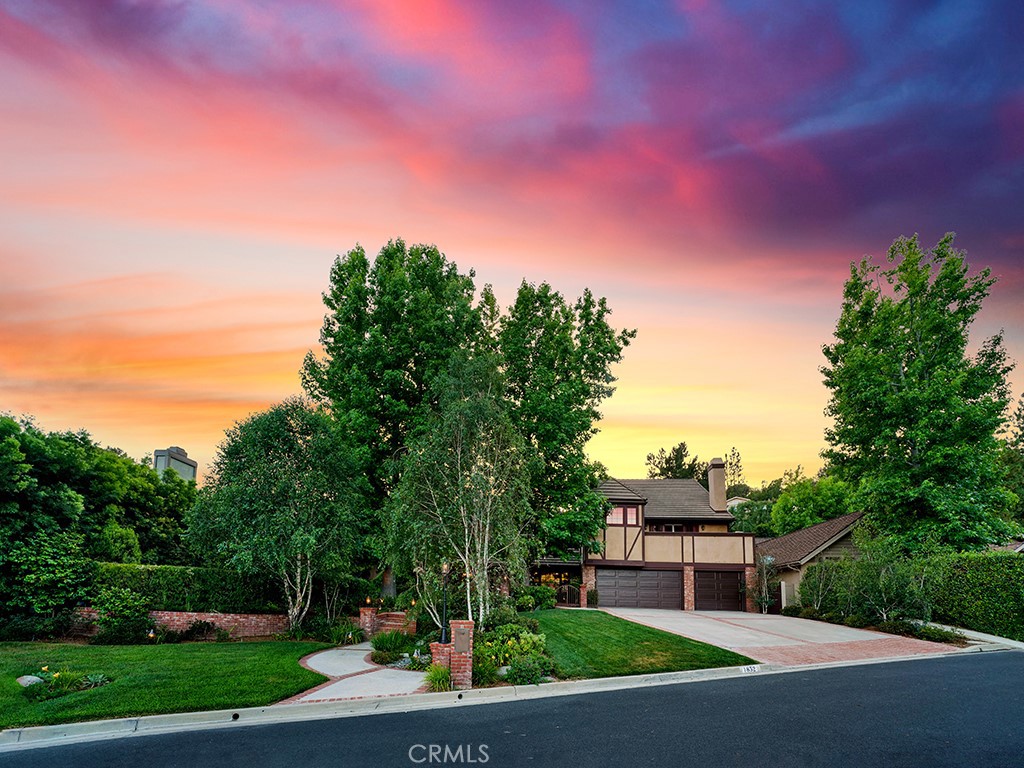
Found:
[741,665,761,673]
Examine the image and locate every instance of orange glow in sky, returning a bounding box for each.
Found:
[1,2,1022,485]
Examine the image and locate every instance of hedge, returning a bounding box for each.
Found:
[930,552,1024,642]
[93,563,282,614]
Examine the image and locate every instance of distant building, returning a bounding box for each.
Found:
[154,446,198,482]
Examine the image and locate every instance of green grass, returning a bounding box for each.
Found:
[534,609,755,679]
[0,641,329,730]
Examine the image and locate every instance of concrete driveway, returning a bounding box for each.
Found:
[603,608,962,666]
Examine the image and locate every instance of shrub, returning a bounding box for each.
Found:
[876,619,917,637]
[370,629,412,664]
[91,586,153,645]
[482,605,518,631]
[471,649,500,687]
[587,589,599,608]
[93,562,280,614]
[914,625,966,645]
[929,552,1024,642]
[425,664,452,692]
[371,650,401,665]
[371,629,412,654]
[843,614,872,628]
[181,620,216,642]
[505,654,548,686]
[515,594,535,612]
[799,607,821,620]
[781,605,802,617]
[476,624,546,666]
[1,532,95,639]
[522,586,557,611]
[153,624,182,644]
[516,616,540,634]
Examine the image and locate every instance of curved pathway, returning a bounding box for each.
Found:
[279,643,428,704]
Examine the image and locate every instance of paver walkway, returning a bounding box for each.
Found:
[603,609,963,666]
[279,643,428,704]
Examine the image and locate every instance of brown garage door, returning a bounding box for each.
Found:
[694,570,743,611]
[596,569,681,609]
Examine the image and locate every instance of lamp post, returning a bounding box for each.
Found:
[440,562,450,644]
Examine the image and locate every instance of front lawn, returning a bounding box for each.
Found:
[0,641,328,730]
[534,609,754,679]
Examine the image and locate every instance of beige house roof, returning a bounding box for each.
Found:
[600,478,735,522]
[757,512,863,568]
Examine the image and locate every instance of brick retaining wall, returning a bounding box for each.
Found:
[73,608,289,638]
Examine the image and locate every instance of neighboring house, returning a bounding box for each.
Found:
[582,458,757,611]
[756,512,863,608]
[726,496,750,511]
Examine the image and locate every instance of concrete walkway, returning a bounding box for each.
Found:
[603,609,966,665]
[279,643,428,704]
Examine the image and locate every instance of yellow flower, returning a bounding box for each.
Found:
[42,666,49,672]
[53,673,60,678]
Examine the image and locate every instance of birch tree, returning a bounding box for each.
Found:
[387,355,531,625]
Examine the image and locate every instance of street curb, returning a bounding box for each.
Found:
[3,646,1016,753]
[926,623,1024,651]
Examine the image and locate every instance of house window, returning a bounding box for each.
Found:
[605,506,639,526]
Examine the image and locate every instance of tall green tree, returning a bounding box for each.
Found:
[499,282,635,557]
[771,476,853,535]
[301,240,483,570]
[187,398,367,627]
[821,233,1018,549]
[646,441,706,481]
[387,354,531,624]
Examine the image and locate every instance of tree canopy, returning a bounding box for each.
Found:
[0,415,195,565]
[821,233,1018,549]
[187,398,368,627]
[303,240,634,565]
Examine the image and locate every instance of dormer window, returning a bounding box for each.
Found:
[606,506,639,526]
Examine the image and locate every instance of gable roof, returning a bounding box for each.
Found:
[601,478,734,522]
[757,512,863,568]
[598,478,646,504]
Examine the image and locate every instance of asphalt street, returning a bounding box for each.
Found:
[5,652,1022,768]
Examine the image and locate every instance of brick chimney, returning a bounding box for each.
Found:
[708,457,727,513]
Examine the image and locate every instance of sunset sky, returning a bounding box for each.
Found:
[1,1,1022,485]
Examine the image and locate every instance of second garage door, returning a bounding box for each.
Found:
[694,570,743,611]
[596,569,681,609]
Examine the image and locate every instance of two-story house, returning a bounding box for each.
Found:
[583,458,757,611]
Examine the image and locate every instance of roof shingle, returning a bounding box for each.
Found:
[600,478,734,522]
[757,512,863,567]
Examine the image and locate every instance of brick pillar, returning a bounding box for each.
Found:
[448,619,474,690]
[430,641,452,669]
[580,585,588,608]
[359,606,378,637]
[582,565,597,593]
[744,567,757,613]
[683,566,695,611]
